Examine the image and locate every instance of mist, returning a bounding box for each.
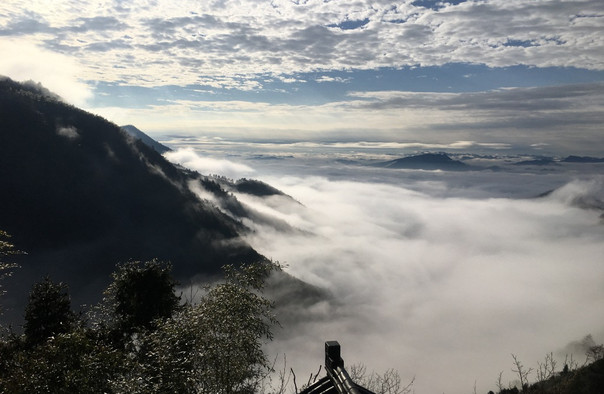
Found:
[242,175,604,393]
[165,146,604,393]
[164,147,256,179]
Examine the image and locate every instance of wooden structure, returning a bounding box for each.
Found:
[300,341,375,394]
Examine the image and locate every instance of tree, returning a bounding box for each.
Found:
[122,261,279,394]
[585,344,604,363]
[536,352,557,382]
[101,259,181,337]
[2,259,281,393]
[189,262,278,394]
[23,277,77,346]
[0,328,127,394]
[349,364,415,394]
[510,354,533,393]
[0,230,20,314]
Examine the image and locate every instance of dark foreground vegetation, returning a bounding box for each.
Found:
[3,232,604,394]
[1,255,279,394]
[486,347,604,394]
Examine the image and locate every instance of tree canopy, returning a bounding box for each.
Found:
[23,277,77,346]
[0,230,20,314]
[0,259,280,394]
[101,259,181,335]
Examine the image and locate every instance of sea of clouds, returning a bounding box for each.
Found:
[166,145,604,394]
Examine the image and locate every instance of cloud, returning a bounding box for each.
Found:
[91,80,604,155]
[70,16,128,33]
[3,1,602,155]
[163,147,254,179]
[560,334,601,361]
[1,0,602,88]
[240,140,512,152]
[240,173,604,394]
[56,125,80,140]
[349,83,604,112]
[0,39,92,106]
[315,75,351,83]
[0,13,53,36]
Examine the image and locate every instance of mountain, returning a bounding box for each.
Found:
[120,124,171,153]
[379,153,469,171]
[561,155,604,163]
[232,178,289,197]
[0,78,266,322]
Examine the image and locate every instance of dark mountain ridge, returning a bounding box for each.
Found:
[121,124,171,154]
[378,152,469,170]
[0,78,264,321]
[562,155,604,163]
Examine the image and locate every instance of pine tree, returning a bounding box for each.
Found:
[23,277,76,346]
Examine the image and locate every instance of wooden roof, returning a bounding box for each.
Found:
[299,341,376,394]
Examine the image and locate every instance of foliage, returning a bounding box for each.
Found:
[23,277,77,346]
[101,259,181,336]
[123,261,279,394]
[0,329,127,394]
[0,230,19,260]
[493,342,604,394]
[585,343,604,363]
[0,230,20,312]
[0,259,280,393]
[234,179,284,197]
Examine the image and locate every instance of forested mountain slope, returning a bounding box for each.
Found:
[0,78,263,321]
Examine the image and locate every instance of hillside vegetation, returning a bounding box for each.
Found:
[0,78,265,323]
[0,259,280,394]
[491,349,604,394]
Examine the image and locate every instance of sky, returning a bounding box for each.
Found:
[2,2,604,393]
[1,0,604,154]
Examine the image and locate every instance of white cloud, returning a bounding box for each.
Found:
[349,83,604,112]
[240,173,604,394]
[315,75,351,83]
[3,1,602,154]
[90,82,604,155]
[1,0,602,89]
[56,125,79,140]
[163,147,254,179]
[0,39,92,106]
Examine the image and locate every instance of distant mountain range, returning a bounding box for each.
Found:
[514,157,558,166]
[0,78,308,324]
[561,155,604,163]
[375,152,604,171]
[515,156,604,166]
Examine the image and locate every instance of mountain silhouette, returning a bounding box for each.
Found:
[379,153,469,170]
[121,124,171,153]
[0,78,264,321]
[562,155,604,163]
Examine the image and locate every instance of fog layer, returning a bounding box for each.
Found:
[164,145,604,393]
[242,175,604,394]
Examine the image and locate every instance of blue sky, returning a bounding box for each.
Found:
[1,0,604,153]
